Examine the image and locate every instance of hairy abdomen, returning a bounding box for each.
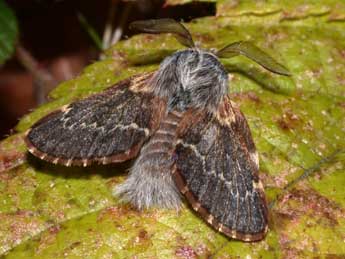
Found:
[114,111,182,210]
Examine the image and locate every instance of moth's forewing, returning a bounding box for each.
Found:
[220,96,260,171]
[25,72,166,167]
[172,97,268,241]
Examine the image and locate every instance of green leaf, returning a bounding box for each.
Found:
[0,0,18,65]
[1,1,345,258]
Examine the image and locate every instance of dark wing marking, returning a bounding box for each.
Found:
[173,96,268,241]
[25,72,166,167]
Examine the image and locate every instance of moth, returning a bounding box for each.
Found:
[25,19,289,242]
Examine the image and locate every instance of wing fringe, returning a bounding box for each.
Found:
[172,165,268,242]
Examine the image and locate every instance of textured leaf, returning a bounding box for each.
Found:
[1,1,345,258]
[0,0,18,65]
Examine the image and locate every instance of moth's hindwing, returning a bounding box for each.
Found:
[25,72,166,167]
[173,97,268,241]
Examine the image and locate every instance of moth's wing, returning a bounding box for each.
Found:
[25,72,166,167]
[173,97,268,241]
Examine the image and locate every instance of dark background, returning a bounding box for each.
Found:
[0,0,215,139]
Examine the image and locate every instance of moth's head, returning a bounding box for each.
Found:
[130,19,290,111]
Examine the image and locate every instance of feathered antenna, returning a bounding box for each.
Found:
[130,19,195,48]
[130,19,289,76]
[216,41,290,76]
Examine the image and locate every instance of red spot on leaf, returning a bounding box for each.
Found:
[175,246,197,259]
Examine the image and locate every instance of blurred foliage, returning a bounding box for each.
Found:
[1,1,345,258]
[0,0,18,65]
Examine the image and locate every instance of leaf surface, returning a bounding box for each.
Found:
[1,1,345,258]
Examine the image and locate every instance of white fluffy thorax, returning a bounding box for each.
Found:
[151,48,229,112]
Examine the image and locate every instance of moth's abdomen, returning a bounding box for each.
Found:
[114,111,182,210]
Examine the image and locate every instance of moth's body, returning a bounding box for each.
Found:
[24,18,290,242]
[116,111,182,209]
[116,49,229,209]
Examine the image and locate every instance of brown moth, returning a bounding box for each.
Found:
[25,19,289,241]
